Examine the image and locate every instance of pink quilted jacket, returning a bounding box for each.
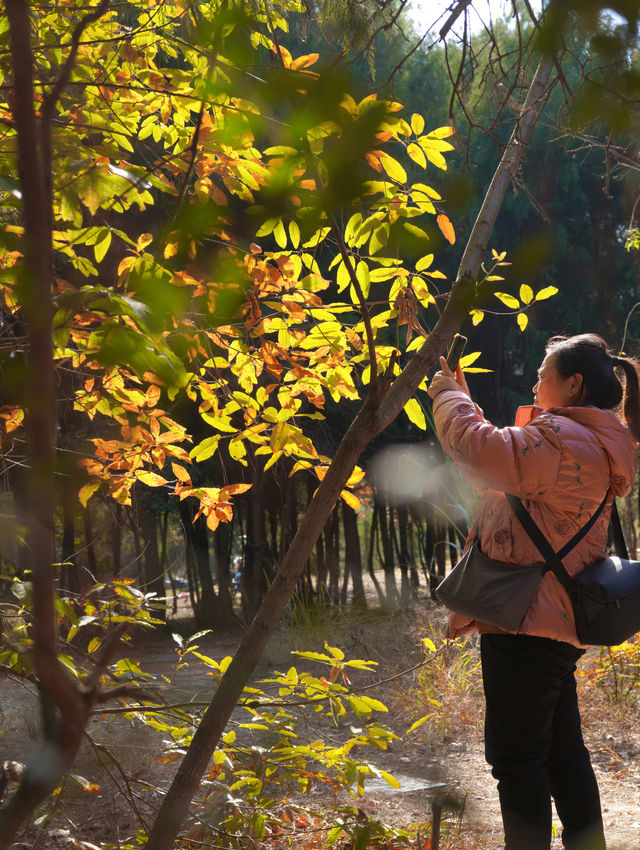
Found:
[433,389,638,647]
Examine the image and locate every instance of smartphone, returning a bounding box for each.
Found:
[446,333,467,370]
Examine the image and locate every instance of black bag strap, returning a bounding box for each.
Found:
[557,492,610,559]
[504,491,610,595]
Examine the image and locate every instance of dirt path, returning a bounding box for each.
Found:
[3,610,640,848]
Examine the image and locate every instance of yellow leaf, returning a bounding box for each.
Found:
[345,212,363,245]
[289,220,300,248]
[460,352,481,368]
[411,113,425,135]
[229,440,247,463]
[470,309,484,325]
[494,292,519,309]
[407,715,431,734]
[379,151,407,183]
[404,397,426,430]
[535,285,559,301]
[136,470,166,487]
[78,482,100,508]
[336,261,350,293]
[273,220,287,248]
[428,126,455,139]
[517,313,528,332]
[164,242,178,259]
[403,222,428,241]
[520,284,533,304]
[407,142,426,168]
[424,148,447,169]
[415,253,434,272]
[340,489,360,511]
[137,233,153,251]
[437,213,455,245]
[303,226,331,248]
[347,466,366,487]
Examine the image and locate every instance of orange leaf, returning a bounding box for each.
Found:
[172,463,191,484]
[291,53,319,70]
[340,489,360,511]
[437,213,455,245]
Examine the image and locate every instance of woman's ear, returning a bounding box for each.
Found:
[569,373,584,402]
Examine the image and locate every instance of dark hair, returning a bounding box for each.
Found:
[546,333,640,442]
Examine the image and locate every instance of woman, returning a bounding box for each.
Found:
[427,334,640,850]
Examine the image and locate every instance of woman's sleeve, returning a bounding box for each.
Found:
[433,389,562,497]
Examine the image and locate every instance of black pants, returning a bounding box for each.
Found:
[480,634,605,850]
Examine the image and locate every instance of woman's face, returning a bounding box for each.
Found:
[533,353,582,410]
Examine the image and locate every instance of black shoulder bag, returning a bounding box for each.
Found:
[437,493,640,645]
[506,494,640,646]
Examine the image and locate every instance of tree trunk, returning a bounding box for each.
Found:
[60,474,77,595]
[111,503,122,577]
[244,464,267,619]
[143,53,557,850]
[326,507,340,604]
[397,506,412,607]
[179,500,217,627]
[365,507,386,605]
[0,0,110,841]
[138,492,166,622]
[83,505,98,581]
[378,504,399,606]
[212,520,236,626]
[342,502,366,608]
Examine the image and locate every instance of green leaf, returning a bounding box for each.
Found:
[355,261,370,297]
[94,230,112,262]
[327,825,344,846]
[369,222,389,254]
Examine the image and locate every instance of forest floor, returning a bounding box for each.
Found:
[3,593,640,849]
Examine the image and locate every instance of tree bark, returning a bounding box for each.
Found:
[145,53,556,850]
[179,500,217,627]
[138,492,166,622]
[378,503,399,606]
[212,520,235,626]
[0,0,110,842]
[342,501,366,608]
